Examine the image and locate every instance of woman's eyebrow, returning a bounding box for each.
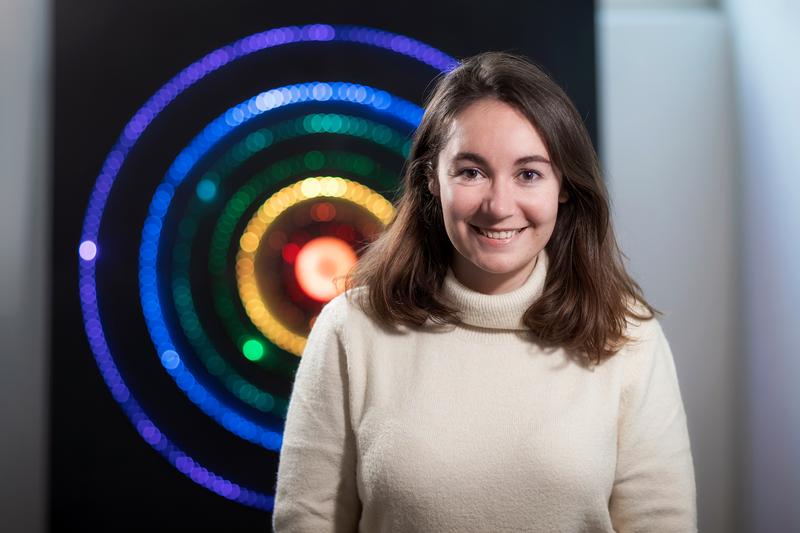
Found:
[452,151,551,166]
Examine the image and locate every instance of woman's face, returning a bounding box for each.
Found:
[428,98,567,294]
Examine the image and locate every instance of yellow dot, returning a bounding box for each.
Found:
[236,257,254,275]
[317,177,329,195]
[240,291,256,305]
[277,190,291,207]
[263,203,278,219]
[283,187,297,202]
[244,299,261,314]
[240,232,259,253]
[257,208,273,224]
[329,178,344,197]
[301,177,321,198]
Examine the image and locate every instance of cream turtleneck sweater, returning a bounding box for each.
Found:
[272,249,697,532]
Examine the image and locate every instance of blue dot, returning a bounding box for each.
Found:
[161,350,181,370]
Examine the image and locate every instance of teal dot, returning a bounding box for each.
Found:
[352,118,367,136]
[233,145,248,162]
[327,114,343,132]
[372,125,392,144]
[196,179,217,201]
[308,114,324,133]
[208,356,225,376]
[245,131,267,152]
[178,218,197,238]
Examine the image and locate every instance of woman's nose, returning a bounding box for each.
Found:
[482,177,515,218]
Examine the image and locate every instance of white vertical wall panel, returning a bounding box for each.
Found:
[598,8,738,533]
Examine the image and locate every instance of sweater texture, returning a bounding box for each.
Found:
[272,249,697,532]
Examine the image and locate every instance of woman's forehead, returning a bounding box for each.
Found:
[438,109,549,163]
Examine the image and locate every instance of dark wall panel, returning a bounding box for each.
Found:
[51,1,596,530]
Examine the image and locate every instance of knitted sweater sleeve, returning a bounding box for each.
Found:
[272,297,362,532]
[609,318,698,532]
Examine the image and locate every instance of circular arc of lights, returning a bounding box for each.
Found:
[173,149,400,416]
[139,82,423,449]
[77,23,455,510]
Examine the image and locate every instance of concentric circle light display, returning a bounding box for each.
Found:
[236,176,394,355]
[77,23,455,511]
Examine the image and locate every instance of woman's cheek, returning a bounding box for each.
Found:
[449,191,482,217]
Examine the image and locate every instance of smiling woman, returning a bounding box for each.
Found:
[346,51,658,362]
[273,52,697,532]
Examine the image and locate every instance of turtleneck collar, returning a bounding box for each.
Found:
[441,248,549,330]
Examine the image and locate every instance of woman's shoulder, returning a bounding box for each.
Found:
[321,285,421,338]
[614,298,668,355]
[314,285,373,330]
[611,298,674,374]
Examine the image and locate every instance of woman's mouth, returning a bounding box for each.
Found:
[470,224,527,244]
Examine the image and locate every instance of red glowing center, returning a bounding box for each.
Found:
[294,236,357,302]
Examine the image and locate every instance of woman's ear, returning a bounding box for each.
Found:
[427,176,440,197]
[426,160,440,197]
[558,173,569,203]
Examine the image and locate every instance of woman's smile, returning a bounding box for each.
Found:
[470,224,528,246]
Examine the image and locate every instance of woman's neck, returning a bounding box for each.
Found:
[441,249,548,330]
[451,253,539,295]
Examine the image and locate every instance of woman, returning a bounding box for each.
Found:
[273,51,697,532]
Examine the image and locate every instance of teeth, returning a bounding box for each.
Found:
[477,227,521,239]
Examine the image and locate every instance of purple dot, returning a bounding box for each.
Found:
[111,384,129,402]
[176,456,193,474]
[79,240,97,261]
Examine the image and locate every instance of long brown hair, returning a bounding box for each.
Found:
[344,51,658,365]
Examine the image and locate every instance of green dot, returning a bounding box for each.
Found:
[354,156,373,175]
[304,150,325,170]
[242,339,265,361]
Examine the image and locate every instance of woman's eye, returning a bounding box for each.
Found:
[519,170,541,182]
[461,168,481,179]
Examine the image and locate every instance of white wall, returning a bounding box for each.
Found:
[726,1,800,531]
[0,0,49,531]
[598,7,739,533]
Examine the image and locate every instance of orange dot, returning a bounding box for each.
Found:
[311,202,336,222]
[294,236,357,302]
